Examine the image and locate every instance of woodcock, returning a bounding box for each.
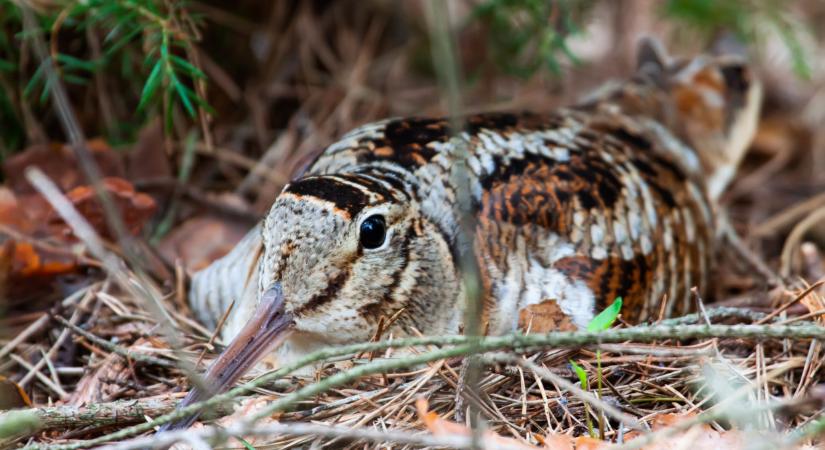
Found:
[164,39,762,429]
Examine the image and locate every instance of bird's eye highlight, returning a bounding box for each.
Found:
[359,215,386,249]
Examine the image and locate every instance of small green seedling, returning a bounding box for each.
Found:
[570,360,588,390]
[573,297,623,439]
[237,437,257,450]
[587,297,623,332]
[569,359,593,436]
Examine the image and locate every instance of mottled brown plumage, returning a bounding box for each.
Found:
[164,39,762,430]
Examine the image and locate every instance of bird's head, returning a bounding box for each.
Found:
[178,173,460,409]
[258,173,459,343]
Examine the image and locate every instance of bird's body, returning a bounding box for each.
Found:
[172,41,761,424]
[196,108,717,343]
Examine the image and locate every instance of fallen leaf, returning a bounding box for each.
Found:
[11,241,76,276]
[0,375,32,409]
[48,177,157,240]
[159,215,250,271]
[518,300,577,333]
[538,434,575,450]
[0,187,53,235]
[416,397,562,449]
[0,177,154,304]
[573,437,611,450]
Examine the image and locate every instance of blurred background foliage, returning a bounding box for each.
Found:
[0,0,821,209]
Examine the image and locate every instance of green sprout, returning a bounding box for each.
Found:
[571,297,623,439]
[588,297,623,333]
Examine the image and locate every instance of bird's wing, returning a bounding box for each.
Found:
[473,115,714,331]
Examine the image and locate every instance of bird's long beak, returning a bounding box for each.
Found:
[160,283,294,431]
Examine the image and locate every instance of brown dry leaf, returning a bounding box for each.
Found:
[0,239,82,313]
[0,186,26,231]
[2,139,124,194]
[0,170,156,308]
[0,189,81,301]
[48,177,157,240]
[518,300,577,333]
[0,187,53,235]
[416,397,566,449]
[0,375,33,409]
[159,215,250,271]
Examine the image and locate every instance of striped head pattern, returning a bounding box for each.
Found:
[259,173,461,345]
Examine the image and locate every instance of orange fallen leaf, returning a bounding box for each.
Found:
[12,241,76,276]
[574,437,611,450]
[416,397,570,449]
[48,177,157,240]
[0,175,155,301]
[537,434,575,450]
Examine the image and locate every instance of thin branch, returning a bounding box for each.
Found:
[18,322,825,450]
[657,306,770,326]
[0,397,234,437]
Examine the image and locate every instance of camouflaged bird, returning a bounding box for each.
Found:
[169,39,762,425]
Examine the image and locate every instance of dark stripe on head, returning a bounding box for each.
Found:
[299,268,351,314]
[358,166,418,201]
[285,176,370,217]
[336,173,401,202]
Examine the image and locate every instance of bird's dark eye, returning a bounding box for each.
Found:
[359,215,386,249]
